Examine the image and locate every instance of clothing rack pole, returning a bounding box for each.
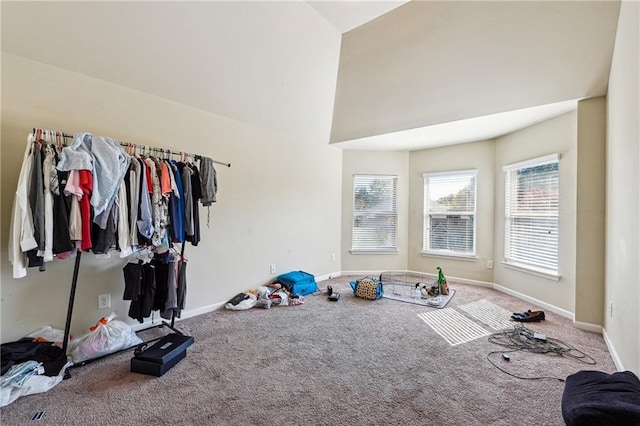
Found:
[32,128,231,168]
[31,127,228,366]
[61,251,82,355]
[212,159,231,168]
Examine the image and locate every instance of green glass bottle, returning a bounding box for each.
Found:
[437,267,449,295]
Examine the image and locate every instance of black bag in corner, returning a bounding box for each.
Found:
[227,292,250,306]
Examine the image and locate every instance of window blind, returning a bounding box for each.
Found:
[423,170,477,255]
[352,175,398,251]
[504,154,559,274]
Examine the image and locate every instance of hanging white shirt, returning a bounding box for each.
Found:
[117,180,132,258]
[9,135,39,278]
[39,146,55,262]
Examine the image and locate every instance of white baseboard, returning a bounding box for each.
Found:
[341,270,385,277]
[316,271,342,282]
[408,271,495,289]
[129,319,169,333]
[492,283,574,320]
[447,275,494,288]
[572,321,603,334]
[340,270,494,289]
[602,328,625,371]
[129,301,225,333]
[180,302,227,319]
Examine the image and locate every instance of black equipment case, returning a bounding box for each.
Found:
[131,333,194,377]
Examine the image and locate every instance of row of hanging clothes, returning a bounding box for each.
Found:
[9,130,227,323]
[123,248,187,322]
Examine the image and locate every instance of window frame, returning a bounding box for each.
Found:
[422,169,478,259]
[350,174,399,254]
[503,153,560,279]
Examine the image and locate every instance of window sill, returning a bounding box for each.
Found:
[421,252,477,262]
[501,261,560,281]
[350,249,399,255]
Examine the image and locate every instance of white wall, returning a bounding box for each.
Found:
[604,0,640,374]
[341,150,409,273]
[493,112,578,313]
[1,54,343,342]
[408,140,495,283]
[1,1,341,142]
[575,97,606,328]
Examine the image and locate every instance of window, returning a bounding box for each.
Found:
[423,170,477,256]
[351,175,398,252]
[504,154,559,276]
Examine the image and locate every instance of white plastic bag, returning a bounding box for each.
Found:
[224,293,257,310]
[254,286,271,299]
[26,326,67,346]
[271,289,289,306]
[68,313,142,363]
[1,360,72,407]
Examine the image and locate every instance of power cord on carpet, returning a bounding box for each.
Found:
[486,324,597,382]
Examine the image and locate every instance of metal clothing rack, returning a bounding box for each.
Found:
[31,128,232,168]
[30,128,230,368]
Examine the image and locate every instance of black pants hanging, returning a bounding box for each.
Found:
[123,262,156,323]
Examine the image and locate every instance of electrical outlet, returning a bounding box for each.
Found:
[98,294,111,309]
[270,264,276,274]
[330,253,336,262]
[486,260,494,269]
[609,301,613,318]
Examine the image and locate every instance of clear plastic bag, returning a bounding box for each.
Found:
[26,326,67,346]
[270,289,289,306]
[68,313,142,363]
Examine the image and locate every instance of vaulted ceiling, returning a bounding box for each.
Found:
[328,0,621,149]
[1,1,621,150]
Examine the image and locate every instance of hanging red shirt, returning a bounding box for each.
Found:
[78,170,93,251]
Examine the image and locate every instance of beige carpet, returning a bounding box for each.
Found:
[0,276,617,425]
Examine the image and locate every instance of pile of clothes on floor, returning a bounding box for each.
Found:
[224,282,305,310]
[1,316,140,407]
[1,327,71,407]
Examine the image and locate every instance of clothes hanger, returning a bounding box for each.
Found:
[169,244,187,262]
[35,128,43,150]
[45,130,53,147]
